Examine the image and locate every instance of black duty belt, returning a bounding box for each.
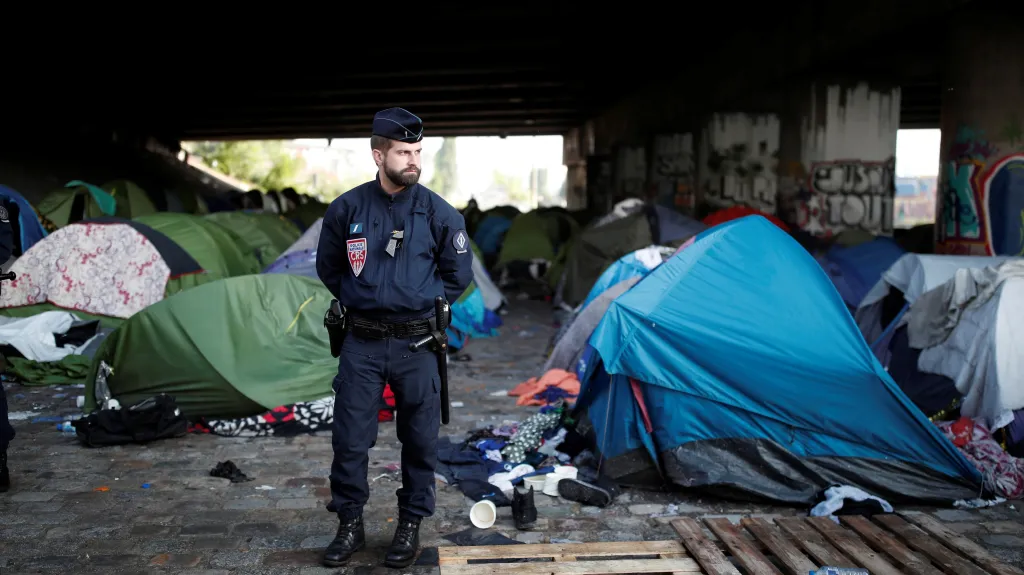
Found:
[347,316,434,340]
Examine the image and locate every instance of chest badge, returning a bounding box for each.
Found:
[350,223,363,234]
[347,238,367,277]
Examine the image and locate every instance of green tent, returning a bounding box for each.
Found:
[559,211,660,307]
[286,201,328,229]
[496,208,579,268]
[204,212,301,266]
[134,213,262,280]
[100,179,157,218]
[35,180,117,231]
[85,274,335,419]
[169,188,210,215]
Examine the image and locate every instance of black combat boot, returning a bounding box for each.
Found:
[322,515,365,567]
[512,485,537,529]
[384,515,421,568]
[0,450,9,492]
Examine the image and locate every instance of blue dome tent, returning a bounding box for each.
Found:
[816,236,906,311]
[472,215,513,257]
[576,215,985,505]
[0,184,48,255]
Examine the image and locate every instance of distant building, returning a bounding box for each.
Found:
[893,176,937,228]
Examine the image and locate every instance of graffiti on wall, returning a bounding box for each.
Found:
[700,114,780,213]
[649,134,695,211]
[799,158,896,235]
[939,125,1024,256]
[794,83,901,236]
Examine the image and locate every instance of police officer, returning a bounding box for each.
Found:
[0,201,15,492]
[315,107,473,568]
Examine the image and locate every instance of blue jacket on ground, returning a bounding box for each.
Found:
[316,176,473,319]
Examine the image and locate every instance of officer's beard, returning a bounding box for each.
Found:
[383,161,421,188]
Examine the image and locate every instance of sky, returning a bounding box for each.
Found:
[895,129,941,177]
[293,135,567,208]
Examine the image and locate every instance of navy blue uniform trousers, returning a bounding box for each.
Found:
[328,331,440,521]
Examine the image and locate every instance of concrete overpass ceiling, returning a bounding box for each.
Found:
[8,4,794,142]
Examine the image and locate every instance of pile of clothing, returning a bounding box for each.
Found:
[435,400,621,511]
[507,369,580,407]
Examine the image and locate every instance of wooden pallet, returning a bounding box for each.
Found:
[436,512,1024,574]
[438,540,697,574]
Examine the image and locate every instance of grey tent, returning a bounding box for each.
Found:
[544,276,643,373]
[557,204,706,307]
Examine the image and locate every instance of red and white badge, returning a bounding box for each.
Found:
[347,238,367,277]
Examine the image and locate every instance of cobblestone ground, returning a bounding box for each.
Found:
[2,299,1023,574]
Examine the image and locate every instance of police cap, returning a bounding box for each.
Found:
[372,107,424,143]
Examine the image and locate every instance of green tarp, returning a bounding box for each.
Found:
[85,274,335,419]
[134,213,261,280]
[205,212,301,266]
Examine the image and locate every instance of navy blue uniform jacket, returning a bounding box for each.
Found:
[315,177,473,319]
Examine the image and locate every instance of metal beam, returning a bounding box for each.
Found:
[180,123,568,141]
[176,108,583,130]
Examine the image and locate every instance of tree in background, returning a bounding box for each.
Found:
[492,170,531,207]
[184,141,307,192]
[428,137,457,199]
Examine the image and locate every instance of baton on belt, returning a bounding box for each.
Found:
[410,296,450,425]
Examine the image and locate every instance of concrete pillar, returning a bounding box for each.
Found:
[697,113,781,215]
[613,145,647,201]
[777,82,901,237]
[935,12,1024,256]
[649,134,697,213]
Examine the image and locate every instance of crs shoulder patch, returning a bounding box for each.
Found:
[452,229,468,254]
[0,205,7,222]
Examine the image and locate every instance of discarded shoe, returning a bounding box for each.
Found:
[385,515,421,568]
[210,460,253,483]
[512,485,538,529]
[322,515,366,567]
[557,477,614,508]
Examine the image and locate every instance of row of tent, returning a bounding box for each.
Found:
[540,212,1023,506]
[464,199,791,312]
[0,179,329,262]
[1,200,506,421]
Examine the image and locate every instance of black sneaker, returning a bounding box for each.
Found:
[557,477,614,507]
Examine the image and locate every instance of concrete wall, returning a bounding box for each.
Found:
[649,134,696,211]
[935,10,1024,256]
[698,114,780,215]
[779,82,902,237]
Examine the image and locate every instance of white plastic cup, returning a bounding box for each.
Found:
[470,499,497,529]
[542,473,562,496]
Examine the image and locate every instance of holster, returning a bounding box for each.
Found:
[324,300,347,358]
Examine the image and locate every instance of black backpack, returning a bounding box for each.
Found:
[72,394,189,447]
